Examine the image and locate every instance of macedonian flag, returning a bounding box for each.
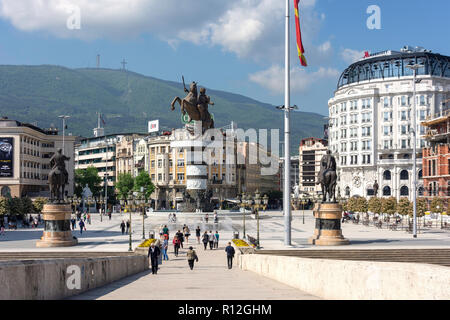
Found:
[294,0,307,67]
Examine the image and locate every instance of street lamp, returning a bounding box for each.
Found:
[239,192,247,239]
[406,62,424,239]
[300,194,308,224]
[127,193,133,252]
[140,187,147,240]
[58,115,70,153]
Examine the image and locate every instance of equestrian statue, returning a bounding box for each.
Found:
[316,150,337,202]
[171,76,214,133]
[49,148,70,203]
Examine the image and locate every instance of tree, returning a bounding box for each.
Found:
[8,197,24,217]
[134,171,155,200]
[75,167,102,197]
[416,198,427,218]
[21,197,33,214]
[341,200,348,212]
[346,197,359,213]
[33,197,47,213]
[116,173,134,201]
[397,198,412,217]
[0,197,9,215]
[368,197,382,215]
[430,197,444,214]
[381,197,397,215]
[356,197,368,214]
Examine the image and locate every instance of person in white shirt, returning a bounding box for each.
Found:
[208,230,215,250]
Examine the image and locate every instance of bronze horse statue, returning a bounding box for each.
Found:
[319,170,337,202]
[171,81,201,123]
[171,78,214,133]
[49,149,70,203]
[316,151,337,202]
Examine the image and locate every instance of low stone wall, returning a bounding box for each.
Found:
[239,254,450,300]
[0,255,148,300]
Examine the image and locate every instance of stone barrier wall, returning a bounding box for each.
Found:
[0,255,148,300]
[239,254,450,300]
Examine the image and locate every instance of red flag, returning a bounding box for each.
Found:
[294,0,307,67]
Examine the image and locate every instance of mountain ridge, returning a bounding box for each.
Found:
[0,64,326,153]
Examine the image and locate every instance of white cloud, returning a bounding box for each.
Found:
[249,65,340,94]
[341,48,366,64]
[0,0,330,65]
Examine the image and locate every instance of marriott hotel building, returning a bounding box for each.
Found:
[328,47,450,200]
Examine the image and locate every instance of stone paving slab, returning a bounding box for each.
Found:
[70,241,319,300]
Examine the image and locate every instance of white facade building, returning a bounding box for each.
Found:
[328,47,450,200]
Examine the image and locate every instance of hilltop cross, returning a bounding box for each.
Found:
[121,59,127,71]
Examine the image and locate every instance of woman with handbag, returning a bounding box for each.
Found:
[186,246,198,270]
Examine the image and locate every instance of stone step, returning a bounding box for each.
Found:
[254,249,450,267]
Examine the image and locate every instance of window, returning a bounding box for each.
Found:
[151,160,155,168]
[158,173,162,181]
[401,125,408,135]
[362,127,371,137]
[177,159,185,167]
[400,186,409,196]
[383,112,392,122]
[400,110,407,121]
[158,159,162,168]
[383,186,391,196]
[419,110,426,121]
[401,96,407,106]
[383,97,390,108]
[345,186,350,197]
[418,170,423,179]
[419,95,426,106]
[177,173,185,181]
[400,170,409,180]
[383,170,391,180]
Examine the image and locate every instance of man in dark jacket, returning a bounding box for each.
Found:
[148,242,161,274]
[225,242,235,269]
[176,230,184,248]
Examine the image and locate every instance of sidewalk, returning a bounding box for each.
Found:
[70,240,320,300]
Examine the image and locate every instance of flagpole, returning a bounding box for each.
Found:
[284,0,292,246]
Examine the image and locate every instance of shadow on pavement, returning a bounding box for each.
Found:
[68,269,152,300]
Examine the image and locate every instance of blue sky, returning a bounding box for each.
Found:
[0,0,448,116]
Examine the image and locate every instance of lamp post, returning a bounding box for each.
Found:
[58,115,70,153]
[406,62,424,239]
[239,193,247,239]
[254,190,261,249]
[300,194,307,224]
[127,193,133,252]
[140,187,147,240]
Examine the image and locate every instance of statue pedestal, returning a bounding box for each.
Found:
[36,203,78,247]
[308,202,349,246]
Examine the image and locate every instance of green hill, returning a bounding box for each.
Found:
[0,65,326,154]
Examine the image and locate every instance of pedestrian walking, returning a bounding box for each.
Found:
[195,226,201,244]
[204,213,209,223]
[186,246,199,270]
[79,219,85,235]
[214,211,218,224]
[87,213,91,225]
[162,225,169,237]
[148,242,160,274]
[176,229,184,248]
[162,238,169,261]
[183,225,190,243]
[126,220,130,234]
[120,221,126,234]
[71,217,76,230]
[202,231,209,250]
[155,239,163,267]
[225,242,235,269]
[208,230,214,250]
[108,211,112,220]
[173,235,180,256]
[214,230,219,249]
[0,221,5,236]
[83,213,86,222]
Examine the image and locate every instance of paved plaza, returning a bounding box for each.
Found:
[1,210,449,300]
